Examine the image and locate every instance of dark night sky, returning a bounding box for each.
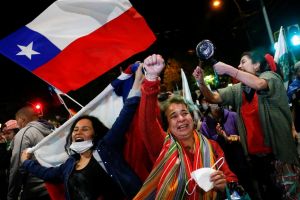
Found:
[0,0,300,124]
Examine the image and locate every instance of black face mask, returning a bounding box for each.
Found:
[242,84,255,102]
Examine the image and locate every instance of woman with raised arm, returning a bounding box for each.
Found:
[193,50,300,200]
[20,65,144,200]
[134,54,240,200]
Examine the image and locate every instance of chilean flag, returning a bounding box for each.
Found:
[28,63,138,199]
[0,0,156,92]
[28,63,139,168]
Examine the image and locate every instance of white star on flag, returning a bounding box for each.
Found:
[16,42,40,59]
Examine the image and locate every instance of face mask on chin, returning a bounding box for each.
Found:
[201,103,208,111]
[70,140,93,154]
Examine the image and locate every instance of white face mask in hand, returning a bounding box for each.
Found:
[70,140,93,154]
[185,157,225,194]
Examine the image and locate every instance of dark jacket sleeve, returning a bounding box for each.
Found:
[21,159,67,183]
[102,96,140,150]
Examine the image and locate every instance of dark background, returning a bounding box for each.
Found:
[0,0,300,124]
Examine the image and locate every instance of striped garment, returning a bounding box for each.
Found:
[134,130,219,200]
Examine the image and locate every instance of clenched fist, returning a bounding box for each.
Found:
[143,54,165,81]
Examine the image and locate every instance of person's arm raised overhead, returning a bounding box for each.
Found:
[139,54,166,162]
[193,66,222,104]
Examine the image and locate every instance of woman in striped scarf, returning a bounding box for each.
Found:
[134,54,238,200]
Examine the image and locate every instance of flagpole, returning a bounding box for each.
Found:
[52,87,83,117]
[48,85,84,117]
[59,93,83,108]
[48,85,83,108]
[56,93,77,117]
[259,0,274,46]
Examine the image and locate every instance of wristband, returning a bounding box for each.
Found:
[196,80,205,86]
[145,73,159,81]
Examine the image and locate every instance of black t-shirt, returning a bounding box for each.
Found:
[68,156,125,200]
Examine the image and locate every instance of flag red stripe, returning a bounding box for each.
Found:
[33,7,155,92]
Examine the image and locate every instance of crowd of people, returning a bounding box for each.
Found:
[0,51,300,200]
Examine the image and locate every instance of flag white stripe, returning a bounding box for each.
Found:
[274,26,287,62]
[181,68,200,123]
[181,68,193,103]
[27,0,132,49]
[29,83,114,153]
[29,72,132,167]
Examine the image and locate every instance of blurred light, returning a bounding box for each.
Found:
[213,0,221,7]
[291,35,300,46]
[33,102,43,117]
[287,24,300,47]
[204,75,215,85]
[35,103,41,110]
[187,49,195,54]
[204,75,214,82]
[211,0,222,9]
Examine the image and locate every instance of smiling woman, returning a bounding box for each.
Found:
[133,54,240,200]
[162,97,195,143]
[20,65,144,200]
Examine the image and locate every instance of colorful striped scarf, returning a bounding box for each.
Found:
[133,130,218,200]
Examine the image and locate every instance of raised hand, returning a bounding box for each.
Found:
[143,54,165,81]
[213,62,237,76]
[193,66,205,85]
[132,62,144,90]
[216,123,227,138]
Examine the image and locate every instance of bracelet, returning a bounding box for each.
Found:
[234,69,239,79]
[145,74,159,81]
[197,80,205,86]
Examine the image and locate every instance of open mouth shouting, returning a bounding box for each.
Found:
[74,137,84,142]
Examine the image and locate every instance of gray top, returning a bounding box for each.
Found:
[8,120,53,200]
